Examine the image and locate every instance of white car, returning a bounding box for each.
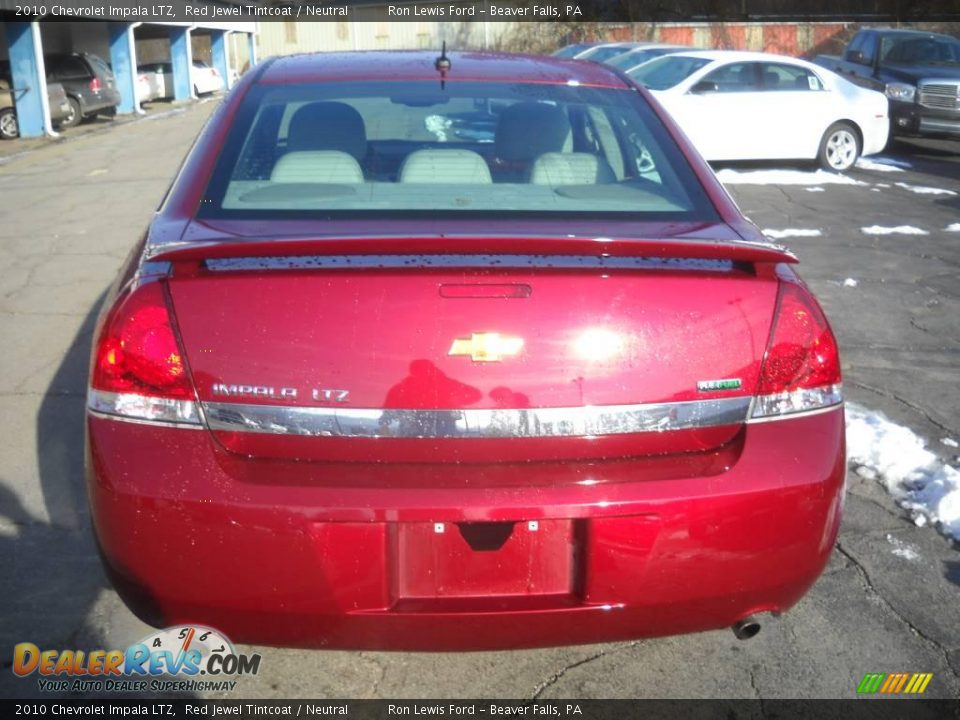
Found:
[191,60,225,96]
[630,51,890,171]
[136,61,225,99]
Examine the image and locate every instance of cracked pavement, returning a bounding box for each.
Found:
[0,101,958,700]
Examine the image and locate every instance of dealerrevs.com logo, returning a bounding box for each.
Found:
[12,625,262,693]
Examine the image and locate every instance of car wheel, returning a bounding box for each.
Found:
[0,108,19,140]
[61,97,82,128]
[818,122,860,172]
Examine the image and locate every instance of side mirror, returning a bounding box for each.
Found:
[690,80,719,94]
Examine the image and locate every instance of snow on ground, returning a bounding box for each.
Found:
[805,187,825,193]
[716,168,865,186]
[942,438,959,448]
[894,181,957,196]
[856,157,907,172]
[885,534,920,561]
[946,223,960,233]
[761,228,822,239]
[846,403,960,540]
[861,225,929,236]
[843,278,858,288]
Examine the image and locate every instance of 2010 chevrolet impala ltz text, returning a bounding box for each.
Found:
[86,50,845,650]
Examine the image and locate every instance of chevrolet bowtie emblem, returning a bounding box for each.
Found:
[448,333,524,362]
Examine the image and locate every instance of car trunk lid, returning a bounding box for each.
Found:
[164,231,785,463]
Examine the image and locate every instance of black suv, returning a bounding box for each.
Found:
[44,53,120,127]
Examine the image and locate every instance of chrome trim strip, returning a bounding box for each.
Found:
[87,389,203,427]
[202,396,753,439]
[87,408,206,430]
[205,255,736,273]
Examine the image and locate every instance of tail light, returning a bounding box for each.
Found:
[88,281,200,425]
[89,76,101,92]
[751,282,842,420]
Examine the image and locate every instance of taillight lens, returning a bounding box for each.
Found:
[751,282,842,419]
[88,282,200,425]
[90,77,101,92]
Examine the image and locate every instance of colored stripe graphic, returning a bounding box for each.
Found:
[857,672,932,694]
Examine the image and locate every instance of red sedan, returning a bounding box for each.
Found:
[86,51,844,650]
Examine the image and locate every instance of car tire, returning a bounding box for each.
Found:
[61,97,82,128]
[818,122,860,173]
[0,108,19,140]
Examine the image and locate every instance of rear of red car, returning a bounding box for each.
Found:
[86,52,844,650]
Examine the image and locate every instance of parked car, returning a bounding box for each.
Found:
[814,28,960,140]
[87,50,845,650]
[630,51,889,171]
[0,66,72,139]
[604,45,690,73]
[44,52,120,127]
[137,60,225,99]
[136,67,163,103]
[551,42,596,58]
[575,42,646,63]
[191,60,225,95]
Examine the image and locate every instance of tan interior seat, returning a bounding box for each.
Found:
[529,153,616,186]
[270,151,364,184]
[399,149,493,184]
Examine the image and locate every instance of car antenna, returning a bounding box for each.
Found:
[435,41,451,89]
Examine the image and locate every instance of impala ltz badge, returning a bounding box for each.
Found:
[448,333,524,362]
[211,384,350,403]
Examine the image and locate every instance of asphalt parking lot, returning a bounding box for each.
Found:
[0,100,958,700]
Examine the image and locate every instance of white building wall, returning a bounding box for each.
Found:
[257,20,515,57]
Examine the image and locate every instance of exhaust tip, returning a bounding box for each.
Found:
[732,616,761,641]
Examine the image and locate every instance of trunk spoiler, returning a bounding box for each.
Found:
[147,235,797,265]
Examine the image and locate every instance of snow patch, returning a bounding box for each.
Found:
[846,403,960,540]
[805,187,825,193]
[894,182,957,196]
[945,223,960,233]
[885,534,920,561]
[856,157,906,172]
[762,228,822,239]
[941,438,959,448]
[716,168,865,186]
[861,225,929,236]
[843,278,858,288]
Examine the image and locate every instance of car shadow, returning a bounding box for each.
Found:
[2,291,194,698]
[0,295,106,697]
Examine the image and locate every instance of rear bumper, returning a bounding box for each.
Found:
[86,407,845,650]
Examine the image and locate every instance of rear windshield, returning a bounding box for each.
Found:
[199,80,718,222]
[629,56,713,90]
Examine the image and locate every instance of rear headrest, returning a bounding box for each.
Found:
[271,151,364,184]
[530,153,616,186]
[286,101,367,161]
[764,71,780,88]
[399,149,492,184]
[495,102,572,162]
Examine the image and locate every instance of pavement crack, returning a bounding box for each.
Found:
[835,542,957,681]
[848,380,958,438]
[530,641,641,700]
